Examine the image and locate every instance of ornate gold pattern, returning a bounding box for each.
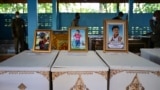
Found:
[110,70,124,78]
[151,71,160,77]
[0,71,7,75]
[70,75,89,90]
[126,70,149,74]
[67,71,93,75]
[110,69,160,78]
[18,83,27,90]
[0,71,54,81]
[52,72,67,80]
[0,71,35,75]
[37,71,49,80]
[52,71,108,80]
[0,71,50,80]
[95,71,108,80]
[8,71,34,74]
[126,74,144,90]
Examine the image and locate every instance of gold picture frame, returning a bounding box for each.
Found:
[103,20,128,52]
[32,29,52,53]
[68,27,88,52]
[57,39,68,50]
[51,33,68,50]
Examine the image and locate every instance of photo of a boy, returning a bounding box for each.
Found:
[71,29,86,50]
[73,30,81,48]
[108,25,124,49]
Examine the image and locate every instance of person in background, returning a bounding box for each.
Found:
[71,13,80,26]
[150,10,160,48]
[112,12,124,20]
[11,11,26,54]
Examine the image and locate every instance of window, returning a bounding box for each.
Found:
[38,3,52,13]
[119,3,129,13]
[59,3,117,13]
[0,3,52,13]
[133,3,160,13]
[0,3,27,13]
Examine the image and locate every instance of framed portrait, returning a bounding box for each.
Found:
[103,20,128,52]
[68,27,88,52]
[51,33,68,50]
[32,29,52,53]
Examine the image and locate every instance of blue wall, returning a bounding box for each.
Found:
[130,14,152,35]
[0,13,152,40]
[59,13,152,27]
[0,14,27,40]
[59,13,117,27]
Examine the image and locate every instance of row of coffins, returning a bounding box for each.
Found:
[140,48,160,65]
[0,50,160,90]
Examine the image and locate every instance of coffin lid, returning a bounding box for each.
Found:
[96,50,160,71]
[51,50,109,72]
[0,50,59,71]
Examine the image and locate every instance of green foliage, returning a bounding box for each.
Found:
[133,3,160,13]
[0,3,160,13]
[0,3,27,13]
[38,3,52,13]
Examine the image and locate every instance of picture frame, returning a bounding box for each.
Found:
[103,20,128,52]
[51,33,68,50]
[68,27,88,52]
[32,29,52,53]
[57,39,68,50]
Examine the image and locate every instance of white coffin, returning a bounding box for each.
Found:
[96,50,160,90]
[0,50,59,90]
[140,48,160,65]
[51,50,109,90]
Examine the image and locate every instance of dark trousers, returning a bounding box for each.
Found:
[14,37,25,54]
[154,42,160,48]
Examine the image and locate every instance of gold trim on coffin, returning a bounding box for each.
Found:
[52,72,66,80]
[95,71,108,80]
[0,71,49,80]
[52,71,108,80]
[110,70,160,78]
[37,71,50,80]
[151,71,160,77]
[0,71,7,74]
[70,75,89,90]
[18,83,27,90]
[110,70,124,78]
[126,74,145,90]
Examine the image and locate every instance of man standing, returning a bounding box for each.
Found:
[150,10,160,48]
[71,13,80,27]
[11,11,26,54]
[112,12,124,20]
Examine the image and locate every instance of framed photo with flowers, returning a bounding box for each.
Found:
[32,29,52,52]
[68,27,88,52]
[103,20,128,52]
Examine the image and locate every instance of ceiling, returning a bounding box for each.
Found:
[0,0,159,3]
